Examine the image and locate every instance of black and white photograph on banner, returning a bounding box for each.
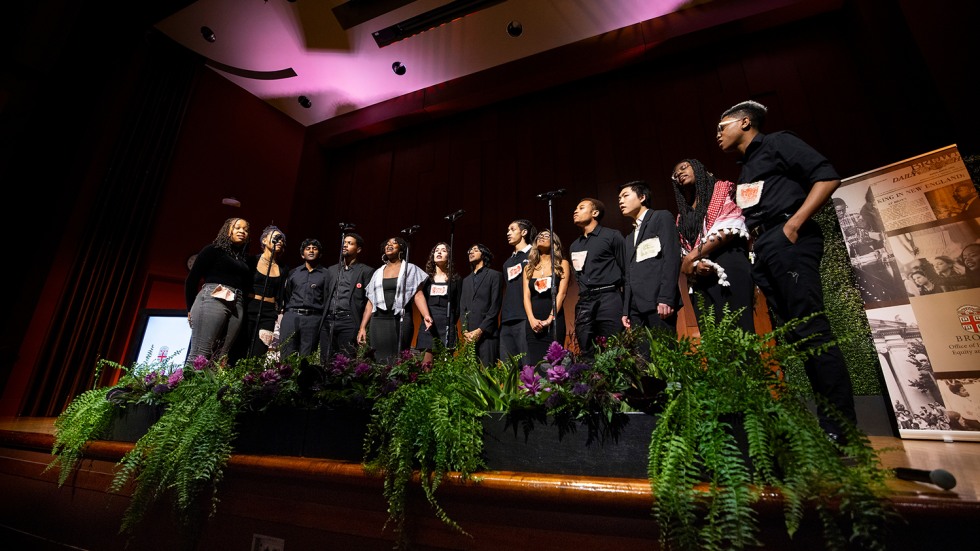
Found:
[937,378,980,431]
[838,145,980,442]
[884,221,980,296]
[866,304,977,440]
[831,189,907,304]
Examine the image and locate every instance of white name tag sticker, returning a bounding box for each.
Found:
[736,181,764,209]
[534,277,552,293]
[636,237,662,262]
[507,264,523,281]
[571,250,587,271]
[430,283,448,296]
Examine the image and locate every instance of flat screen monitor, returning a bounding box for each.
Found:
[127,309,192,367]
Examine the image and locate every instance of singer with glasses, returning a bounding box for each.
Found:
[416,242,461,363]
[717,99,856,443]
[522,229,570,365]
[233,225,289,362]
[185,217,252,368]
[671,158,755,333]
[357,236,433,363]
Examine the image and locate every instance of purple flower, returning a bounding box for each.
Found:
[354,362,372,377]
[568,363,589,378]
[331,354,351,376]
[152,383,170,394]
[259,369,281,385]
[277,363,294,378]
[546,364,569,383]
[519,365,544,395]
[544,341,567,364]
[143,371,159,385]
[572,383,590,395]
[595,336,608,349]
[399,349,414,361]
[167,368,184,389]
[242,373,257,385]
[192,355,209,371]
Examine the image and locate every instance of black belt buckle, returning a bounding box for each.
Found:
[750,213,791,239]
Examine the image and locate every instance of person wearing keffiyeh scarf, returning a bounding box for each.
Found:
[357,236,433,363]
[672,158,756,333]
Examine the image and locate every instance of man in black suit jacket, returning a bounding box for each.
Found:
[460,243,503,366]
[322,232,373,359]
[618,180,681,334]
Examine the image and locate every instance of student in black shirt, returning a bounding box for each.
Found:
[324,233,373,359]
[717,99,856,443]
[280,238,329,361]
[568,198,626,359]
[499,219,536,365]
[460,243,503,366]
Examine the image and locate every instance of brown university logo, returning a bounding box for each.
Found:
[958,305,980,333]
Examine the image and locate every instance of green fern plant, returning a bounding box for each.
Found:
[643,303,898,551]
[46,351,184,485]
[363,340,487,549]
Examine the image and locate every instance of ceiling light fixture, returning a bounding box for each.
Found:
[392,61,406,75]
[506,21,523,38]
[298,95,312,108]
[200,26,216,43]
[222,197,241,207]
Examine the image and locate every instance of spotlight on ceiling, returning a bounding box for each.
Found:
[298,96,312,109]
[506,21,523,38]
[392,61,406,76]
[200,26,216,43]
[222,197,241,208]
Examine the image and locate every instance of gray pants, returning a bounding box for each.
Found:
[187,283,245,366]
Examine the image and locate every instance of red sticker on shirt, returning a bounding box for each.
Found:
[356,283,362,288]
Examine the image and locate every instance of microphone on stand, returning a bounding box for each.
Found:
[400,225,421,236]
[893,467,956,490]
[339,222,356,231]
[271,233,284,243]
[536,188,567,200]
[444,209,466,222]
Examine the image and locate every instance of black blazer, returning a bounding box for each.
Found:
[323,262,374,330]
[459,267,504,336]
[622,209,681,315]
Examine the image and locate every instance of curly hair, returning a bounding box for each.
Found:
[213,217,250,259]
[673,159,723,246]
[380,236,408,262]
[524,229,565,280]
[424,242,459,280]
[299,238,322,255]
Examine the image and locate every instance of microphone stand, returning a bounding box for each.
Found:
[537,190,565,343]
[397,225,420,355]
[323,223,354,361]
[444,210,464,349]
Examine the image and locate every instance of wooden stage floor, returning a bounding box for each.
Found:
[2,416,978,550]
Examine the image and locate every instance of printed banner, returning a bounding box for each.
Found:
[834,145,980,442]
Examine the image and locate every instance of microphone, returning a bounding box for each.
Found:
[444,209,465,222]
[536,188,567,200]
[339,222,356,231]
[271,233,284,244]
[400,225,421,236]
[893,467,956,490]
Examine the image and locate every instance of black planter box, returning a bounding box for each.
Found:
[481,411,658,479]
[233,405,371,460]
[106,404,165,442]
[303,407,371,461]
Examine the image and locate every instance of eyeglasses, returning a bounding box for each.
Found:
[671,163,691,182]
[536,233,551,240]
[716,118,742,134]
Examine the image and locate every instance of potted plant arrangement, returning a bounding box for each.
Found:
[641,306,898,550]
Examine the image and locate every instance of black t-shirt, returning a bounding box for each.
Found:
[736,131,840,228]
[184,244,251,309]
[500,246,530,322]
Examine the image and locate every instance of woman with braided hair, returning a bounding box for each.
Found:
[184,217,252,367]
[672,158,756,333]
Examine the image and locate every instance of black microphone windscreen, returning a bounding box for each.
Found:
[930,469,957,490]
[894,467,956,490]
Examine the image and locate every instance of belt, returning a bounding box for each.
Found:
[287,308,322,315]
[579,284,618,298]
[249,293,276,304]
[749,212,792,239]
[327,310,353,318]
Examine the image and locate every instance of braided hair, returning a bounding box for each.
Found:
[213,217,249,260]
[672,159,719,246]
